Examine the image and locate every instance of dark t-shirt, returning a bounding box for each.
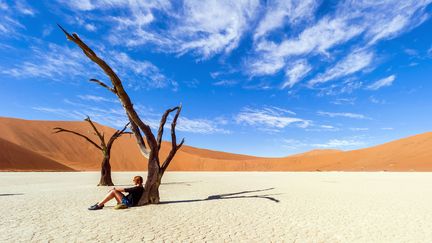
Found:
[124,185,144,206]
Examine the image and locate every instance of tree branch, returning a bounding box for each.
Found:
[89,79,116,93]
[156,107,179,152]
[160,104,184,173]
[53,127,102,150]
[84,116,105,148]
[127,114,150,159]
[57,24,158,152]
[106,122,130,148]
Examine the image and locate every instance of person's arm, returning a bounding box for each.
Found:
[112,187,126,192]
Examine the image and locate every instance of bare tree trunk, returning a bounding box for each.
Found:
[98,155,114,186]
[141,156,162,204]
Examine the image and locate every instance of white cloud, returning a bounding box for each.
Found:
[367,75,396,90]
[0,1,8,10]
[248,55,285,76]
[1,44,93,80]
[312,139,365,148]
[172,0,259,58]
[309,50,374,86]
[2,42,176,90]
[282,60,311,88]
[331,98,356,105]
[350,128,369,131]
[317,111,368,119]
[61,0,259,59]
[84,23,97,32]
[254,0,317,39]
[235,106,310,131]
[381,127,394,130]
[212,80,238,87]
[77,95,117,103]
[177,117,230,134]
[0,15,25,37]
[15,0,36,16]
[247,1,431,88]
[64,0,94,11]
[108,51,176,89]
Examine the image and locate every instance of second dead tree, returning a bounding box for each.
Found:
[53,116,130,186]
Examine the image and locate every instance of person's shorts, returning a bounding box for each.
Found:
[121,196,133,207]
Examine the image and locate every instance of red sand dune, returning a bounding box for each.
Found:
[0,137,74,171]
[0,117,431,171]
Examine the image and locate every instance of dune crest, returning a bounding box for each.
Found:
[0,117,431,171]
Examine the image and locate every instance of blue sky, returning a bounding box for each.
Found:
[1,0,432,157]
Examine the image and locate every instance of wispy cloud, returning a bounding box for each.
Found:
[254,0,317,39]
[15,0,36,16]
[350,127,369,131]
[1,41,176,90]
[235,106,310,131]
[177,117,230,134]
[312,139,365,148]
[331,98,356,105]
[317,111,369,119]
[248,1,430,88]
[60,0,259,59]
[1,43,93,80]
[282,60,311,88]
[309,50,374,86]
[212,80,238,87]
[367,75,396,90]
[107,51,177,90]
[77,95,118,103]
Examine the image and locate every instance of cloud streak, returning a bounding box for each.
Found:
[317,111,369,119]
[235,106,310,131]
[367,75,396,90]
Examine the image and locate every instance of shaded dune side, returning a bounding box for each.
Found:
[0,137,75,171]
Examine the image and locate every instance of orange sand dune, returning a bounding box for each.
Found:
[0,117,431,171]
[0,137,74,171]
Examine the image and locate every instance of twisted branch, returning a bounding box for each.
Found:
[53,127,102,150]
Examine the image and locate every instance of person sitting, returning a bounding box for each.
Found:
[88,175,144,210]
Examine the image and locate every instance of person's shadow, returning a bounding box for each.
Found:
[160,188,280,204]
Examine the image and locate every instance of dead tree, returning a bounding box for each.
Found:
[53,116,130,186]
[58,25,185,205]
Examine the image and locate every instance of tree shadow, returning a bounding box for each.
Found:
[0,193,24,197]
[161,181,200,186]
[159,188,280,205]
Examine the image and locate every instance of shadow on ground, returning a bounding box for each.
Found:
[160,188,280,204]
[0,193,24,197]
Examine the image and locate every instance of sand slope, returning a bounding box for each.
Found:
[0,137,74,171]
[0,116,431,171]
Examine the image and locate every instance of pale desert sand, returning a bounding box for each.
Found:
[1,172,432,242]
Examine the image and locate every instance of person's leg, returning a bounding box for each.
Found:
[98,190,124,206]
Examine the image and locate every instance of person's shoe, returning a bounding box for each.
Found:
[88,203,104,210]
[114,203,128,210]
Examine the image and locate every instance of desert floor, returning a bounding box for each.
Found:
[1,172,432,242]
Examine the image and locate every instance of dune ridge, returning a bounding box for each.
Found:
[0,116,431,171]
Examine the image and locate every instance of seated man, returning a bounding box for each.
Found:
[89,175,144,210]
